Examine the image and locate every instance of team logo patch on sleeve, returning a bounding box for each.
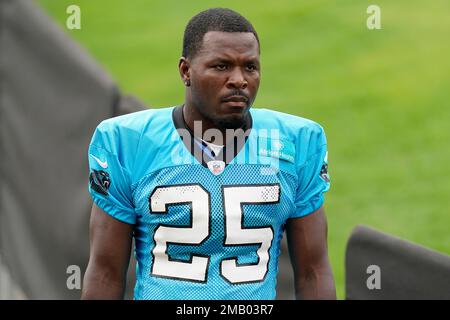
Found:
[320,151,330,182]
[89,169,111,195]
[320,163,330,183]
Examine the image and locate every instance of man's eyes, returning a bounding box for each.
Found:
[246,64,258,71]
[212,64,258,72]
[215,64,228,71]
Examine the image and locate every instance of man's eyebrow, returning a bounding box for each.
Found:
[246,58,260,64]
[208,57,260,64]
[208,57,232,63]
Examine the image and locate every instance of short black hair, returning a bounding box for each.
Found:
[182,8,260,59]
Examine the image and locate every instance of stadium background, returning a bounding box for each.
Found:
[2,0,449,299]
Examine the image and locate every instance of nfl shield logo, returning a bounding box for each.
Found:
[207,160,225,175]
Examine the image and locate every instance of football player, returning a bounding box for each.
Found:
[82,8,336,300]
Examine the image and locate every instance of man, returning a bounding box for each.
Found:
[82,8,336,300]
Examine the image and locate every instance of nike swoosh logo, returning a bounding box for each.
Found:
[90,154,108,169]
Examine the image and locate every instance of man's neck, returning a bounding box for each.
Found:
[172,105,252,166]
[182,101,252,147]
[183,102,217,137]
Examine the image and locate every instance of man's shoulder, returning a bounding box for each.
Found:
[251,107,328,168]
[251,107,325,137]
[96,107,174,135]
[90,107,175,154]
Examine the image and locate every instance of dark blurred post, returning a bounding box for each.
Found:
[0,0,144,299]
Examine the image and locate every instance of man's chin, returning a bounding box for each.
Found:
[213,113,247,130]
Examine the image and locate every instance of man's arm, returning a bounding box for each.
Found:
[286,206,336,300]
[81,204,133,299]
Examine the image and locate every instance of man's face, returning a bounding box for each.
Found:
[185,31,260,129]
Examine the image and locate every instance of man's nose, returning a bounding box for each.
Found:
[226,68,248,90]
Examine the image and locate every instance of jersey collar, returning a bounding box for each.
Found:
[172,104,253,168]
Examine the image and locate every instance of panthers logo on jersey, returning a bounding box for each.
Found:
[89,169,111,195]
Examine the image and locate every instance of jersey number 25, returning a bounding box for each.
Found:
[149,184,280,284]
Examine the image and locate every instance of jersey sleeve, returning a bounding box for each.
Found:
[88,123,137,224]
[291,126,331,219]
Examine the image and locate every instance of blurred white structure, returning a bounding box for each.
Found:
[0,255,27,300]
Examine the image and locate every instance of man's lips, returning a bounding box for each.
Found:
[221,95,249,108]
[222,95,248,103]
[222,101,247,108]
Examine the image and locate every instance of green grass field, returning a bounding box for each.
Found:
[38,0,450,299]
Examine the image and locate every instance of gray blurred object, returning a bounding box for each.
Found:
[0,0,144,299]
[346,225,450,300]
[115,94,146,116]
[0,255,27,299]
[276,235,295,299]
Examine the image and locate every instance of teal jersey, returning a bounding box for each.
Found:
[88,106,330,300]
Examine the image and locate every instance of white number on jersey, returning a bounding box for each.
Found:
[221,185,278,283]
[149,184,279,283]
[150,184,210,282]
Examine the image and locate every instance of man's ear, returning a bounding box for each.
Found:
[179,57,191,85]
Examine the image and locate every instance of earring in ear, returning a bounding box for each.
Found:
[185,79,191,87]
